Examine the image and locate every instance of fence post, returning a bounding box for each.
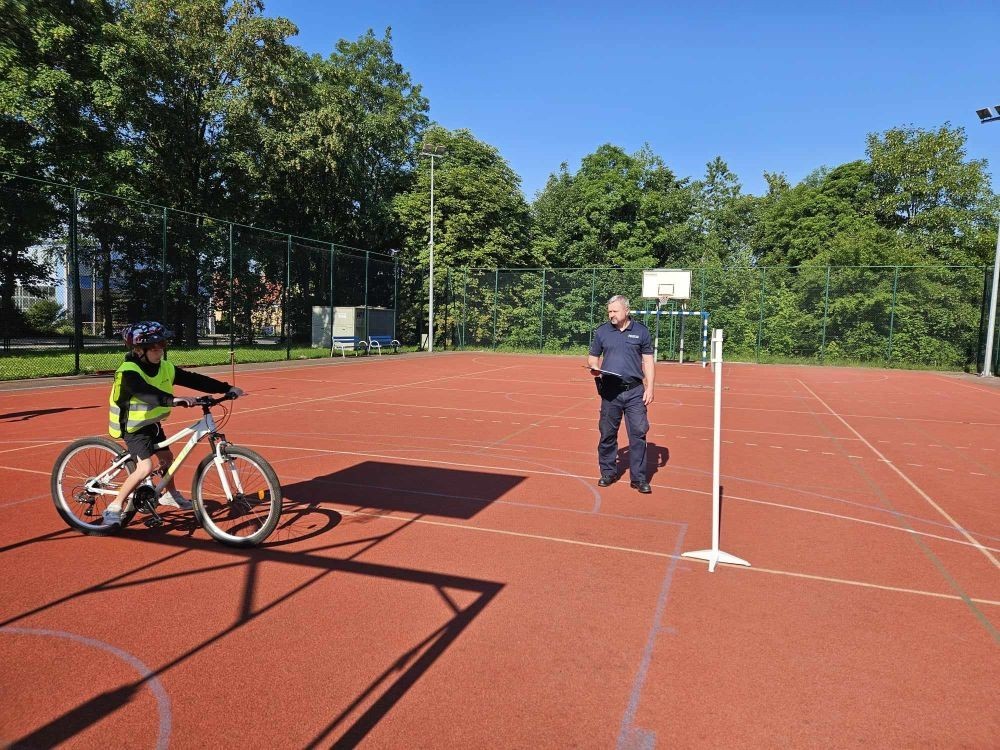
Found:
[284,235,291,359]
[539,268,546,352]
[330,244,336,348]
[820,265,831,362]
[364,249,370,341]
[161,206,168,321]
[228,223,235,352]
[886,266,899,364]
[589,268,596,347]
[444,267,450,350]
[461,268,468,349]
[70,187,82,373]
[492,268,499,349]
[756,267,767,362]
[976,266,990,371]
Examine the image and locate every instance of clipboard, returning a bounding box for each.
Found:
[583,365,623,378]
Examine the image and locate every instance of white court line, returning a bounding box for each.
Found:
[260,443,998,551]
[233,362,527,419]
[0,441,66,455]
[731,494,1000,554]
[797,380,1000,571]
[932,374,1000,396]
[333,509,1000,607]
[0,465,50,476]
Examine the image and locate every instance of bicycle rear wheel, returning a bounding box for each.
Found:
[51,437,137,535]
[192,445,281,547]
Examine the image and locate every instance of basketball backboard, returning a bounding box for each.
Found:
[642,269,691,301]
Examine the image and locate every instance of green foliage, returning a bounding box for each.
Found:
[532,144,698,268]
[393,126,533,346]
[1,1,996,375]
[25,298,65,332]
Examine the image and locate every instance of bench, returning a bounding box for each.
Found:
[358,335,401,356]
[331,335,401,357]
[331,336,357,357]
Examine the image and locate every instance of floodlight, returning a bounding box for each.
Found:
[977,105,1000,124]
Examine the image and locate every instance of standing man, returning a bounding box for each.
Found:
[588,295,655,493]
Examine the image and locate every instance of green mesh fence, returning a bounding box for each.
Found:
[2,172,997,380]
[0,174,402,380]
[445,264,997,373]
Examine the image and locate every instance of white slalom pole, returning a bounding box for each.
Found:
[682,329,750,573]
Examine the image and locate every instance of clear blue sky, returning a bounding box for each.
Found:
[263,0,1000,200]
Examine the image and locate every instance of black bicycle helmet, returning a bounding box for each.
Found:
[122,321,173,348]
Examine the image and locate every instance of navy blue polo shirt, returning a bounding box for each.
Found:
[589,318,653,382]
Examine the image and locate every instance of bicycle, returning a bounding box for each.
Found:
[51,393,282,547]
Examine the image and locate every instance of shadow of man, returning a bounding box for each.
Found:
[619,442,670,481]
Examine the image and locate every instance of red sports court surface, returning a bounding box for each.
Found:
[1,352,998,748]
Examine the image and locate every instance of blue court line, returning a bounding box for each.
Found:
[616,526,688,750]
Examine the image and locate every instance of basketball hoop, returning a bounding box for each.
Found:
[642,270,692,363]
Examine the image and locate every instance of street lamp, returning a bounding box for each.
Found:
[976,106,1000,124]
[420,143,446,352]
[978,105,1000,376]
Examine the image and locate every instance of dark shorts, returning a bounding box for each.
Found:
[122,424,168,461]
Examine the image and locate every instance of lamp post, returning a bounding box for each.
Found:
[977,105,1000,376]
[420,143,446,352]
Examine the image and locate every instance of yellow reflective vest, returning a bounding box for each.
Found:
[108,359,175,438]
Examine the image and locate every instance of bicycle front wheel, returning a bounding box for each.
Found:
[192,445,282,547]
[51,437,136,535]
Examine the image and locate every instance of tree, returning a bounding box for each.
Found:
[0,0,116,336]
[25,298,66,333]
[867,124,998,266]
[253,30,429,245]
[531,144,696,269]
[94,0,298,342]
[393,126,534,345]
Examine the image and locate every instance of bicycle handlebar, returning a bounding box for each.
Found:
[174,392,241,408]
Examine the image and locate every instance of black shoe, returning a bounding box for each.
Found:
[597,474,617,487]
[630,481,652,494]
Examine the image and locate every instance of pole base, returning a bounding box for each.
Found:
[681,549,750,573]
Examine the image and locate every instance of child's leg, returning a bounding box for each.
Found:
[109,457,154,511]
[154,447,178,494]
[153,445,192,508]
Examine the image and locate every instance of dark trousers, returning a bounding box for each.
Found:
[598,385,649,482]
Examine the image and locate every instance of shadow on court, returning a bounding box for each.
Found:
[4,528,504,749]
[618,442,670,480]
[0,405,98,421]
[282,460,527,519]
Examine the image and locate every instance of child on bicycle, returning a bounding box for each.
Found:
[104,321,245,525]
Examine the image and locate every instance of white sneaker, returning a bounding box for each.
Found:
[103,505,123,525]
[159,491,193,510]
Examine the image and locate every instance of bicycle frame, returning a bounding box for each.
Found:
[85,407,244,511]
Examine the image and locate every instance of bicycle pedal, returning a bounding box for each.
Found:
[144,516,164,528]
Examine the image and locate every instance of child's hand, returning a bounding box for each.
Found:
[228,386,246,398]
[173,396,197,407]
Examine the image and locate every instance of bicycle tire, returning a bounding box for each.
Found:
[51,437,137,535]
[192,445,282,547]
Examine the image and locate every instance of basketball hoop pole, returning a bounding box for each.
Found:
[653,295,671,362]
[678,301,687,364]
